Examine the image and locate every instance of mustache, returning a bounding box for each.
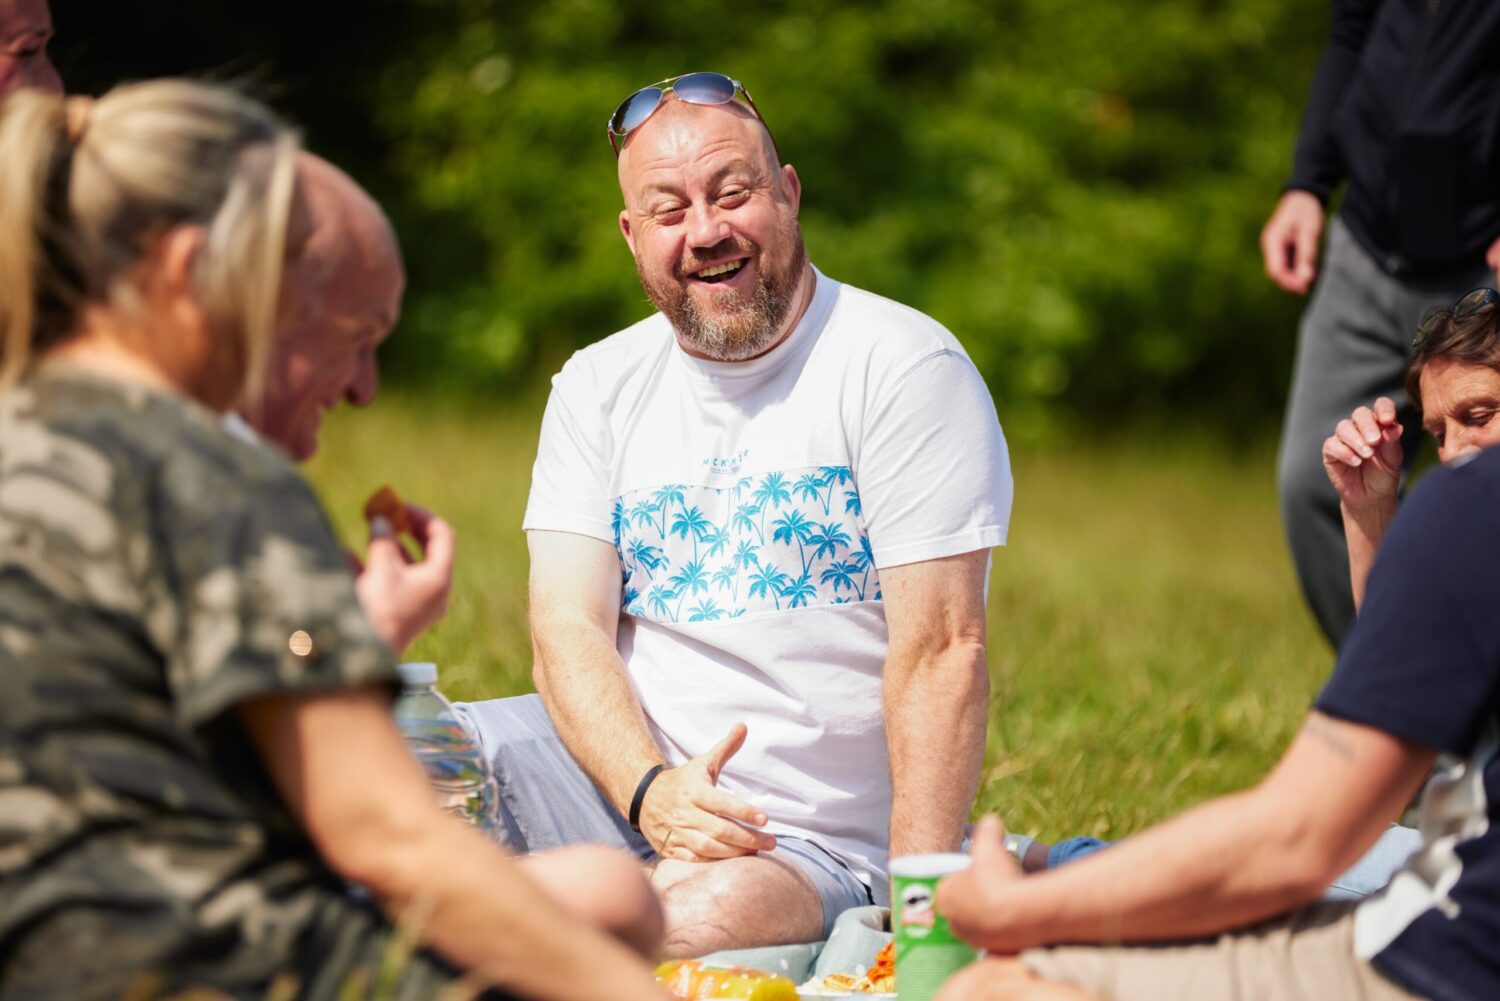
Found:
[676,238,757,278]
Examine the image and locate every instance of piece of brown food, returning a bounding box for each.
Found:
[363,484,412,536]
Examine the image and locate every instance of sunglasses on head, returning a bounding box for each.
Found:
[607,71,778,158]
[1414,287,1500,348]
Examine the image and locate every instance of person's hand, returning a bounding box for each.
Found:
[1487,234,1500,285]
[936,815,1023,952]
[1321,398,1403,517]
[1260,190,1325,294]
[353,502,455,654]
[639,723,777,861]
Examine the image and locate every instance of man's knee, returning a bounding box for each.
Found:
[524,845,663,957]
[653,857,822,957]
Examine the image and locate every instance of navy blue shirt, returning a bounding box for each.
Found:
[1317,448,1500,1001]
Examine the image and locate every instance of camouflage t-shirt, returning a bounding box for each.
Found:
[0,369,435,999]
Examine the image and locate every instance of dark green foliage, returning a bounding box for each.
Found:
[52,0,1331,437]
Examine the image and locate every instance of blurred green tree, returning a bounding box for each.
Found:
[51,0,1331,438]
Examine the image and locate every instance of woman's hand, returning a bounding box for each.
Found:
[1321,397,1403,520]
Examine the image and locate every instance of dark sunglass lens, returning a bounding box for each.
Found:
[613,87,664,136]
[1455,287,1500,317]
[672,72,737,107]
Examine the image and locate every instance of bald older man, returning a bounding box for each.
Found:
[0,0,61,97]
[458,73,1013,955]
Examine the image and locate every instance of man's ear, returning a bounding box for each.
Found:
[780,164,802,217]
[619,209,636,255]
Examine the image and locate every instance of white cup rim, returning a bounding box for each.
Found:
[889,852,971,878]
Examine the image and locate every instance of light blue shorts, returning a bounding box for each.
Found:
[454,693,873,939]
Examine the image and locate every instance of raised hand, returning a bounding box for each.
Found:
[639,723,777,862]
[354,501,455,654]
[936,815,1023,951]
[1321,398,1403,517]
[1260,190,1325,295]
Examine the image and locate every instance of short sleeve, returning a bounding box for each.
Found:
[149,438,395,731]
[522,363,615,543]
[855,350,1013,569]
[1316,453,1500,755]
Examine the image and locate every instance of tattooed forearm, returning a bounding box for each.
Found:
[1303,716,1355,761]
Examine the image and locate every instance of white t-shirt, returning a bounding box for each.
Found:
[523,268,1012,901]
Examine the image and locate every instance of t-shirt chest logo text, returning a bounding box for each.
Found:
[611,465,881,623]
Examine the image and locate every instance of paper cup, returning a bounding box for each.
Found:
[890,853,977,1000]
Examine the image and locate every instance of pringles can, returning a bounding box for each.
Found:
[889,853,978,1000]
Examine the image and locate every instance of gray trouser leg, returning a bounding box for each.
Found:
[1277,218,1492,647]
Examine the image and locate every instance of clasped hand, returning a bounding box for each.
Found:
[638,723,777,862]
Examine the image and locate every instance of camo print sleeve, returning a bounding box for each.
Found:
[143,428,396,730]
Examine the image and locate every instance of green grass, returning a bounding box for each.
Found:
[305,393,1332,845]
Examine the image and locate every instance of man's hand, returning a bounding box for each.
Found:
[639,723,776,862]
[935,816,1023,952]
[1260,190,1325,294]
[1322,397,1403,516]
[354,503,454,654]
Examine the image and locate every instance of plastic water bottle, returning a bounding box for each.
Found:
[393,662,499,835]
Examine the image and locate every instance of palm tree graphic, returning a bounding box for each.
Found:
[844,490,861,516]
[711,563,737,594]
[668,559,709,618]
[819,561,856,597]
[732,501,762,543]
[808,521,851,563]
[771,509,815,572]
[781,571,817,609]
[646,584,675,621]
[819,465,854,512]
[729,540,760,601]
[752,472,791,536]
[748,562,792,610]
[794,472,829,515]
[688,599,726,622]
[627,539,667,579]
[630,498,660,529]
[652,484,687,535]
[670,505,712,561]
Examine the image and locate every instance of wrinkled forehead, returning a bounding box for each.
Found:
[616,98,778,199]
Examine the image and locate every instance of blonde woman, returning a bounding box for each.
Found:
[0,82,666,1001]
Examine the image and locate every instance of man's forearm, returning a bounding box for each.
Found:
[885,640,989,856]
[533,619,664,815]
[969,788,1338,953]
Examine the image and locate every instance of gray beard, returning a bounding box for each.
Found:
[639,236,807,362]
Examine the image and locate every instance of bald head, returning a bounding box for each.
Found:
[0,0,61,98]
[615,97,780,201]
[244,153,405,461]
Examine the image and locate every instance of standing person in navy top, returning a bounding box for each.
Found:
[934,446,1500,1001]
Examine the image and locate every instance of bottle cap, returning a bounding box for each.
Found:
[396,661,438,687]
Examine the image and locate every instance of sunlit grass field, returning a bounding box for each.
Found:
[305,392,1333,845]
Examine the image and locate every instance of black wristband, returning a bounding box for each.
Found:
[628,764,666,831]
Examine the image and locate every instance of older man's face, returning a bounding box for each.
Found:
[0,0,61,98]
[617,99,806,361]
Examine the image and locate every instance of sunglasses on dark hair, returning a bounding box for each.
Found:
[607,71,778,158]
[1414,287,1500,348]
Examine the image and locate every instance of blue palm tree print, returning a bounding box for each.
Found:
[614,464,882,622]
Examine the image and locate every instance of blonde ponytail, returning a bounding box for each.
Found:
[0,80,301,403]
[0,90,69,389]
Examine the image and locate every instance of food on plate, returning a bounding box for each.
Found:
[362,484,412,536]
[654,959,799,1000]
[817,941,895,993]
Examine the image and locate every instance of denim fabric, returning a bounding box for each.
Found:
[1046,824,1422,902]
